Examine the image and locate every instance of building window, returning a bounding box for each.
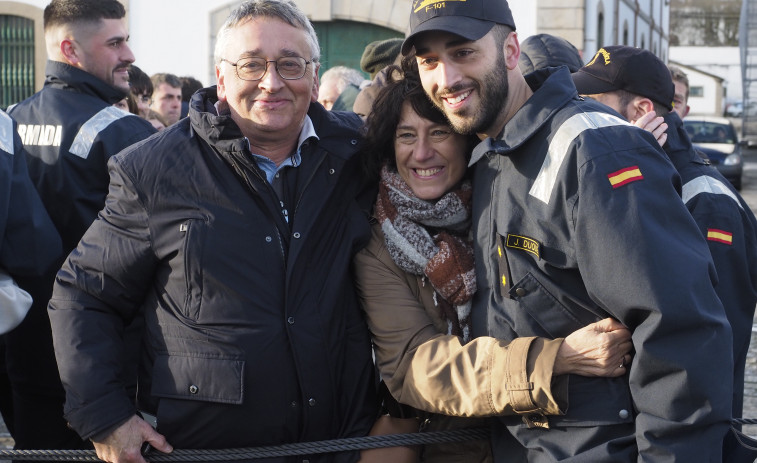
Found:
[623,21,629,45]
[640,34,646,49]
[597,11,605,48]
[690,86,704,98]
[1,15,35,109]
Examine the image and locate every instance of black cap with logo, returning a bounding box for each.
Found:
[402,0,516,55]
[572,45,675,111]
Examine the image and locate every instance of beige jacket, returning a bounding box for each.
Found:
[354,226,568,459]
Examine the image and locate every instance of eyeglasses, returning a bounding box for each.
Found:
[221,56,311,81]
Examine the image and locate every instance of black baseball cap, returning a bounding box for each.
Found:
[401,0,516,55]
[572,46,675,111]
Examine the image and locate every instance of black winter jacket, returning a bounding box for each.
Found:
[49,87,376,462]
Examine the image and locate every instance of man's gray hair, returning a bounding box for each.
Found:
[320,66,365,94]
[214,0,320,64]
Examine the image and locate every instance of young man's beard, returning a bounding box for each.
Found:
[433,52,509,136]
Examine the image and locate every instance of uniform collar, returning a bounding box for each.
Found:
[471,67,579,165]
[44,60,128,105]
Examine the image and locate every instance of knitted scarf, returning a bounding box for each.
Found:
[375,166,476,343]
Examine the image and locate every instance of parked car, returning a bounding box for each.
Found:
[683,116,743,190]
[724,101,757,118]
[725,101,743,117]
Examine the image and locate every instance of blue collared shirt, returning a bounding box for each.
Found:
[249,116,319,184]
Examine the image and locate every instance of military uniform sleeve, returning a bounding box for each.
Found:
[354,227,566,418]
[574,134,732,461]
[0,113,61,276]
[48,153,158,439]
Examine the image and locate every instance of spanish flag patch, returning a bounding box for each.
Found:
[707,228,733,245]
[608,166,644,188]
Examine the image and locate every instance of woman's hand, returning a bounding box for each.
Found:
[553,318,632,377]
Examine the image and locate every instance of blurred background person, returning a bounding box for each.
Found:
[128,64,153,118]
[145,109,166,131]
[669,64,691,119]
[518,33,584,75]
[179,75,203,118]
[150,72,182,126]
[318,65,365,111]
[353,38,403,118]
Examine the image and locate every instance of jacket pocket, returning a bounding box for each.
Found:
[151,353,244,404]
[180,218,207,319]
[549,376,634,427]
[510,272,605,338]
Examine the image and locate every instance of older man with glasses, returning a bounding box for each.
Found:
[47,1,377,462]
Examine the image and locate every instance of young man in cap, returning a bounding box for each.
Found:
[574,46,757,460]
[402,0,734,460]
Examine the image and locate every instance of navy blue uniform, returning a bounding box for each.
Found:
[471,68,733,462]
[663,112,757,421]
[0,109,61,438]
[5,60,155,451]
[0,110,61,277]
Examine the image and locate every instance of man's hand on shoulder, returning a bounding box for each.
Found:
[92,415,173,463]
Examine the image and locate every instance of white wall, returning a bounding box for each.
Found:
[127,0,229,86]
[685,70,723,116]
[670,47,742,103]
[510,3,538,41]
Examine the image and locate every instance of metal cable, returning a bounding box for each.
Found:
[5,419,757,461]
[0,427,490,461]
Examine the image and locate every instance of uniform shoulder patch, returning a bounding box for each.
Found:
[707,228,733,245]
[608,166,644,189]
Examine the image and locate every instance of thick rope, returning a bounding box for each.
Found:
[5,420,757,461]
[0,427,490,462]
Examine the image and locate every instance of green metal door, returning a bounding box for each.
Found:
[1,15,35,110]
[313,20,402,78]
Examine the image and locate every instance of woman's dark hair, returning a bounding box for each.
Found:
[362,55,477,184]
[128,65,153,97]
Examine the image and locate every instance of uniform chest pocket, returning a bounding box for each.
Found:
[510,272,604,338]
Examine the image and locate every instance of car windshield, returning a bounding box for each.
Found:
[684,120,737,144]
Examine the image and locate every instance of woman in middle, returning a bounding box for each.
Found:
[355,61,632,462]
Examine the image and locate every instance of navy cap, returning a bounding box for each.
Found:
[572,46,675,111]
[402,0,516,55]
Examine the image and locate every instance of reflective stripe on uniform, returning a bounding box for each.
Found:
[69,106,130,159]
[529,112,629,204]
[0,111,14,155]
[682,175,743,210]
